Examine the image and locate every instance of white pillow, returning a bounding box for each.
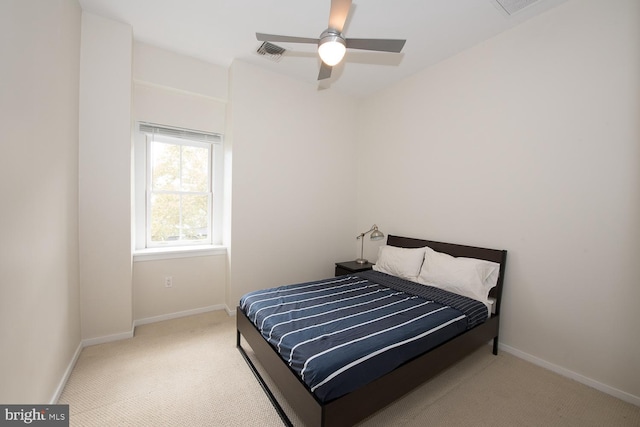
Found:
[417,246,499,306]
[372,245,426,281]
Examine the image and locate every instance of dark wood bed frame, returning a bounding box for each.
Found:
[236,235,507,427]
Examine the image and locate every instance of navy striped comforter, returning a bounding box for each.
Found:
[239,270,488,402]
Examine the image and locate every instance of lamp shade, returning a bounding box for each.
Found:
[370,228,384,241]
[318,32,346,66]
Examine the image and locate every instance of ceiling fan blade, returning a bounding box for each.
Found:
[328,0,352,32]
[318,62,333,80]
[256,33,319,44]
[345,38,406,53]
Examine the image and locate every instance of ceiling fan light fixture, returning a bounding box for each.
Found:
[318,30,346,66]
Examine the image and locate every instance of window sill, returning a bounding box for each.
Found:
[133,245,227,262]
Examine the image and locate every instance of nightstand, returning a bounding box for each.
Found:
[335,261,374,276]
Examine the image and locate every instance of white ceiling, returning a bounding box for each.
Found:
[78,0,567,98]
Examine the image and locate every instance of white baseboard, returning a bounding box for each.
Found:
[224,305,235,316]
[499,343,640,407]
[81,328,135,347]
[133,304,227,327]
[81,305,229,348]
[50,342,83,404]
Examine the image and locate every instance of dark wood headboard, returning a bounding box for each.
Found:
[386,235,507,314]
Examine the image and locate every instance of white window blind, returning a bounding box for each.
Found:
[139,123,222,144]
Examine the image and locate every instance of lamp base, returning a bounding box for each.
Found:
[355,258,368,264]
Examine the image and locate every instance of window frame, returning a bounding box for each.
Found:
[134,122,223,251]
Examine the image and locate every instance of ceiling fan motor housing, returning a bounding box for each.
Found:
[319,28,345,44]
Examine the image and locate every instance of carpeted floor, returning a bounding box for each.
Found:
[59,311,640,426]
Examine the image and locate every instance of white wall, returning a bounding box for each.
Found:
[0,0,81,403]
[131,42,228,320]
[358,0,640,402]
[79,12,133,340]
[133,255,226,320]
[226,61,359,308]
[133,42,228,102]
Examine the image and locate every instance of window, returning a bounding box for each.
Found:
[135,123,223,249]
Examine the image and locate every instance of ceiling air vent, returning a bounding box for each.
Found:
[256,42,286,62]
[491,0,541,15]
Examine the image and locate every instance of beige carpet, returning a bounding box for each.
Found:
[59,311,640,426]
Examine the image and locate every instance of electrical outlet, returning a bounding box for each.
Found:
[164,276,173,288]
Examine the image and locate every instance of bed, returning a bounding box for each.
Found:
[236,234,507,427]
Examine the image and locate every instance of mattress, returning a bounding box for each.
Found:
[239,270,488,402]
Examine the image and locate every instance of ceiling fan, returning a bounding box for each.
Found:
[256,0,406,80]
